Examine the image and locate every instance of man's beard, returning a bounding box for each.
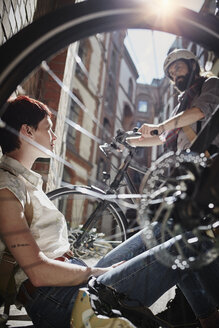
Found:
[175,72,194,92]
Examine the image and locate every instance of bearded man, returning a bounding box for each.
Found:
[128,48,219,154]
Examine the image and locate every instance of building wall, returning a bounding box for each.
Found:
[46,44,78,191]
[60,34,107,190]
[116,54,137,132]
[94,31,127,188]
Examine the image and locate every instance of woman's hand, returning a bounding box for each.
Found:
[92,260,126,278]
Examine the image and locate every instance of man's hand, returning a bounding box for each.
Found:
[138,123,164,139]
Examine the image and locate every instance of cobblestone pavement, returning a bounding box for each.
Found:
[0,305,33,327]
[150,286,176,315]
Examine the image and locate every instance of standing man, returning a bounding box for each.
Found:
[127,48,219,153]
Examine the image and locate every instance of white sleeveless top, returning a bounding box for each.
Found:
[0,155,70,289]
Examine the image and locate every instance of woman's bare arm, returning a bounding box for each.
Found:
[0,188,114,287]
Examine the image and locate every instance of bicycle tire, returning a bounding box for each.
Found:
[0,0,218,115]
[47,185,128,263]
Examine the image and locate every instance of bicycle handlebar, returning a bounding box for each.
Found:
[99,128,141,156]
[115,128,141,144]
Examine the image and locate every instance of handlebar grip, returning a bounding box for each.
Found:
[150,129,159,136]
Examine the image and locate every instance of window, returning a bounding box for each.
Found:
[76,39,89,78]
[166,105,171,120]
[135,147,145,159]
[138,100,148,113]
[110,49,117,76]
[128,79,133,100]
[136,121,142,129]
[105,80,114,112]
[102,117,111,142]
[58,168,72,226]
[97,158,106,182]
[191,44,197,56]
[122,105,133,131]
[67,99,80,150]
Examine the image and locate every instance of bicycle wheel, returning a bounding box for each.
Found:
[47,185,127,264]
[0,0,218,112]
[139,151,219,269]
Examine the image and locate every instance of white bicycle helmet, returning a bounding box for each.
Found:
[163,49,199,78]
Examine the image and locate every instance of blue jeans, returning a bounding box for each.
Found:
[22,258,87,328]
[23,227,218,327]
[96,227,218,318]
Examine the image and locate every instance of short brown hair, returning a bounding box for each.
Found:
[0,96,51,154]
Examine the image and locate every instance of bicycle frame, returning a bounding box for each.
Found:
[107,148,138,194]
[73,144,138,248]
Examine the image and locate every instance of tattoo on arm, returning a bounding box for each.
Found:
[11,243,30,248]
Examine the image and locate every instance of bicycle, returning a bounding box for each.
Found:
[47,128,143,262]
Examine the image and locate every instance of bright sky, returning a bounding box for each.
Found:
[124,0,205,84]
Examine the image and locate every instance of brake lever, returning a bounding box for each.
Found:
[115,128,141,144]
[99,143,112,156]
[99,142,120,156]
[126,130,142,138]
